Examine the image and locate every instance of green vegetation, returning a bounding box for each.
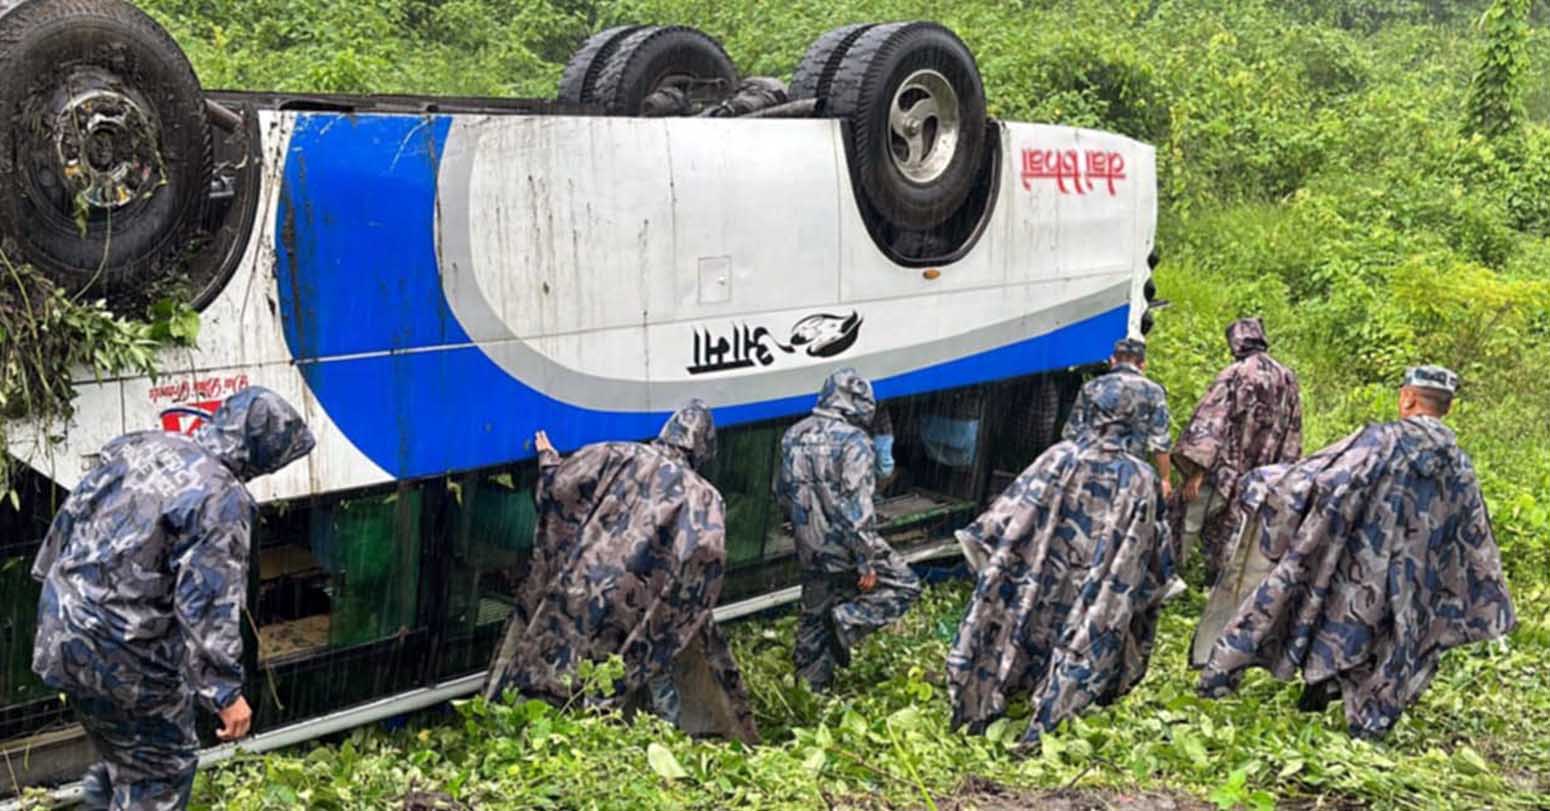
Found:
[58,0,1548,807]
[189,583,1550,810]
[0,261,199,503]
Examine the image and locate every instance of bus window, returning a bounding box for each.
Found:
[0,550,46,709]
[981,373,1082,495]
[442,467,537,639]
[703,423,782,570]
[253,485,423,662]
[867,387,989,549]
[1,468,70,712]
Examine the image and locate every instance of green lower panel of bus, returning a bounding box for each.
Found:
[0,556,46,708]
[309,492,423,647]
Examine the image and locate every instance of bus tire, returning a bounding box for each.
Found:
[788,23,876,112]
[591,26,737,116]
[0,0,212,310]
[827,22,987,230]
[556,25,648,105]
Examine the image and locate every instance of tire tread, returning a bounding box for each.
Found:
[556,25,646,104]
[592,25,735,116]
[0,0,211,306]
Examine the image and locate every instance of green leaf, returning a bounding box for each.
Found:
[985,718,1009,744]
[1452,745,1490,776]
[842,710,867,736]
[647,742,688,781]
[886,706,922,732]
[815,724,833,747]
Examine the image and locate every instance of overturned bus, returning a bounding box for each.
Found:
[0,0,1160,794]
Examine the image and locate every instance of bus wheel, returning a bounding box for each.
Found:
[556,25,647,105]
[590,26,737,117]
[788,23,877,113]
[0,0,212,311]
[826,22,987,230]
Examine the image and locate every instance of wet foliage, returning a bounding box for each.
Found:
[185,582,1550,810]
[13,0,1544,807]
[0,256,198,501]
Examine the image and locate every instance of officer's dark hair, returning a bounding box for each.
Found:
[1113,350,1145,366]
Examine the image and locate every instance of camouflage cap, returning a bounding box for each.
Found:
[1225,317,1269,359]
[1402,365,1460,396]
[1113,337,1147,360]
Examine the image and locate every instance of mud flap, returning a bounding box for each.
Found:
[668,635,759,745]
[1190,516,1277,668]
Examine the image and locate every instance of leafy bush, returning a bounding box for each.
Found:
[0,257,198,502]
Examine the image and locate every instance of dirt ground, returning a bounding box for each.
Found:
[934,777,1213,811]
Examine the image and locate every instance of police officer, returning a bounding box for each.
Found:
[1063,338,1174,498]
[483,402,758,743]
[778,369,922,691]
[1170,318,1302,586]
[1196,366,1515,739]
[31,388,315,811]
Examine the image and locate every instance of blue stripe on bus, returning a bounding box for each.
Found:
[275,113,1124,480]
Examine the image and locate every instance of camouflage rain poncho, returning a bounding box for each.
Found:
[484,403,758,743]
[948,377,1172,746]
[1169,318,1302,573]
[778,369,922,690]
[1196,415,1516,739]
[32,388,315,810]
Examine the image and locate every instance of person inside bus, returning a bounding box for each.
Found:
[872,405,896,485]
[30,388,316,811]
[778,369,923,691]
[947,351,1173,749]
[482,402,759,744]
[1168,317,1302,592]
[1195,366,1515,740]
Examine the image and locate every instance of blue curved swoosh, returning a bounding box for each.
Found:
[274,113,1125,480]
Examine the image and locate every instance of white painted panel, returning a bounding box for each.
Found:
[449,116,676,340]
[10,380,125,490]
[1002,123,1142,285]
[177,113,299,372]
[107,361,390,504]
[659,118,844,321]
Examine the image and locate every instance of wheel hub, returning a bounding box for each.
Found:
[54,87,162,212]
[888,69,961,185]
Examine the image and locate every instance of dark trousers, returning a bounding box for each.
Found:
[794,552,922,689]
[73,688,198,811]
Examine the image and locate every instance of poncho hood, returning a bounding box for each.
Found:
[813,368,877,430]
[1226,318,1270,359]
[193,387,315,482]
[654,400,718,471]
